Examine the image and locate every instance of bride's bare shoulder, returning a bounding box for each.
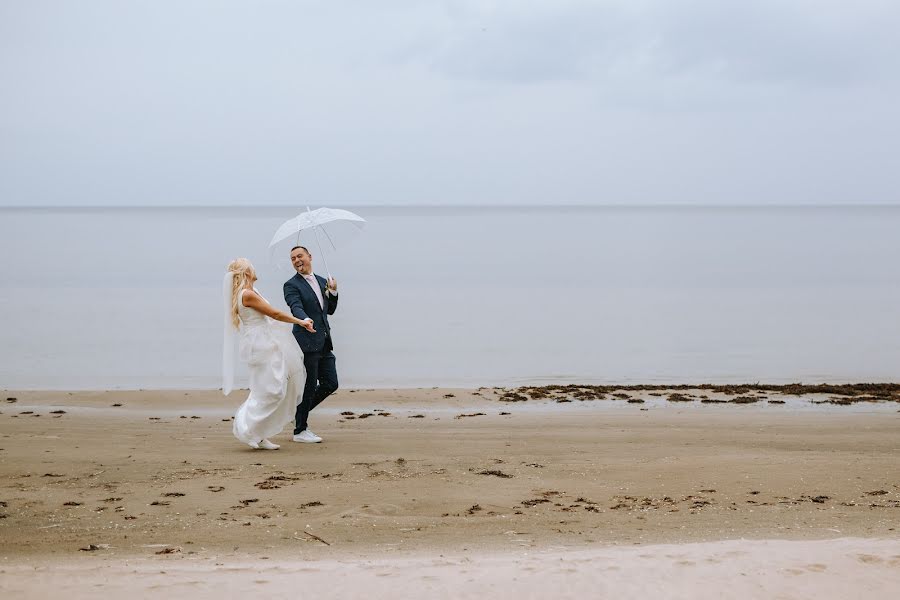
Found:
[240,288,260,307]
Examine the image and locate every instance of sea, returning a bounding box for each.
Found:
[1,205,899,390]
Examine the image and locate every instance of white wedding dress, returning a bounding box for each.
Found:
[231,289,305,446]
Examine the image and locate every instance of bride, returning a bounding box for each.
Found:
[223,258,315,450]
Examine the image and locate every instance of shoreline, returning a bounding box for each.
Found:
[5,380,900,391]
[5,381,900,404]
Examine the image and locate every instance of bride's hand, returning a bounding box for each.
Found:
[300,318,316,333]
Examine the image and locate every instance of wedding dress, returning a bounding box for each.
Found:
[230,289,304,446]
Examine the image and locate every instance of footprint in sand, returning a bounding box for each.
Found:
[349,503,402,517]
[856,554,883,565]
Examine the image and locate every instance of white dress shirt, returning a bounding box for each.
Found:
[301,273,325,310]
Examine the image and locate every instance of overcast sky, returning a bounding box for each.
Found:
[2,0,899,206]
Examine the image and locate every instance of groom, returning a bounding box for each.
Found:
[284,245,339,443]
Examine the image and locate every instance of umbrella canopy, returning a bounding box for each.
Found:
[268,207,366,277]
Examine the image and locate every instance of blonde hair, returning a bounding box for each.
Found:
[226,258,255,328]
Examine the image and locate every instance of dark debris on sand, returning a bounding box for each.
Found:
[455,412,486,419]
[667,393,694,403]
[521,498,552,507]
[493,383,900,404]
[476,469,513,479]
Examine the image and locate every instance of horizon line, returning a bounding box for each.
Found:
[2,202,900,210]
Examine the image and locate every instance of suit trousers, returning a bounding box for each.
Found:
[294,349,338,433]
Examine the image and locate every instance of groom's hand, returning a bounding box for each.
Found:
[301,318,316,333]
[327,277,338,294]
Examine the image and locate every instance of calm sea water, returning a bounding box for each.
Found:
[1,205,899,390]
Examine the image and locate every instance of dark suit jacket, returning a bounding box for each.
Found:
[283,273,338,353]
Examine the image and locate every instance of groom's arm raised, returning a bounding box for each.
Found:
[326,277,338,315]
[283,281,310,322]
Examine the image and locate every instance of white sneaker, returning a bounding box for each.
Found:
[258,439,280,450]
[247,440,260,449]
[292,430,322,443]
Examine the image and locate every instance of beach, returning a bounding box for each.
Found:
[6,1,900,596]
[2,386,899,597]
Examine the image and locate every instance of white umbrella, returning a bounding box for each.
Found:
[268,207,366,278]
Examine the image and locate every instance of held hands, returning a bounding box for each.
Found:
[300,318,316,333]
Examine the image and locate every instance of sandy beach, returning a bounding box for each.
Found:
[2,386,899,598]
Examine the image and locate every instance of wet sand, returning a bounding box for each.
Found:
[1,387,899,597]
